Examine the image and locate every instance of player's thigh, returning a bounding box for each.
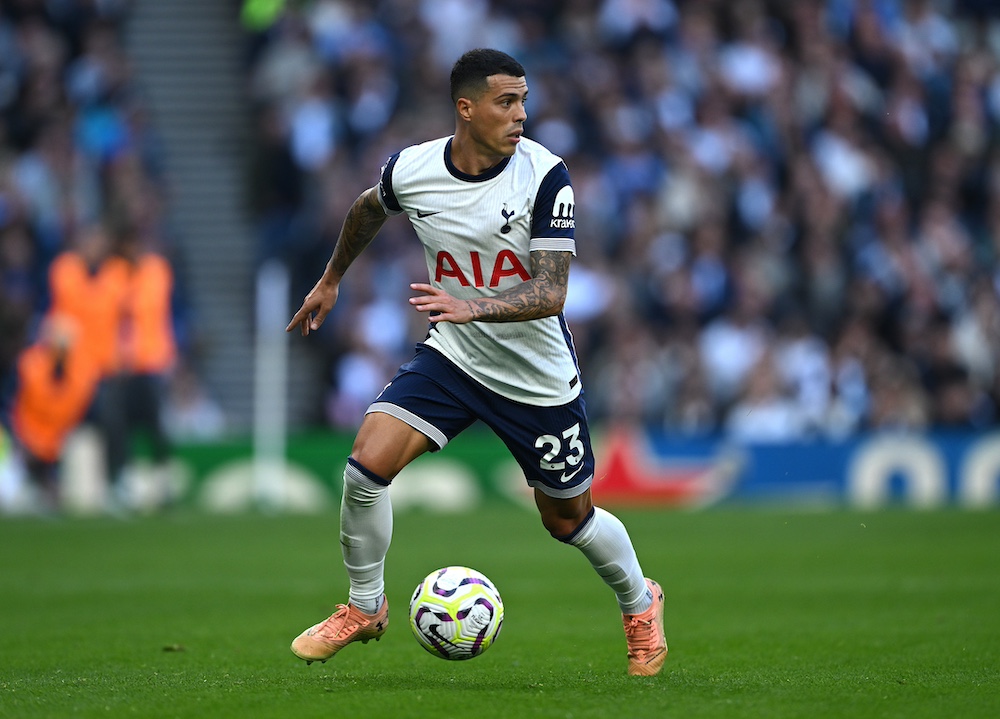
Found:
[351,411,433,481]
[489,395,596,499]
[362,348,478,466]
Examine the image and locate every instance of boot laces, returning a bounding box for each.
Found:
[625,615,657,656]
[315,604,362,640]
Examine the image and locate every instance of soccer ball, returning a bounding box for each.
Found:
[408,566,504,660]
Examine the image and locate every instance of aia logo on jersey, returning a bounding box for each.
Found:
[550,186,575,229]
[435,250,530,288]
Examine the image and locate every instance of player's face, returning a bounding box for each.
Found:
[470,74,528,160]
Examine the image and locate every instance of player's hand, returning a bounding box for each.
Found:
[286,278,340,335]
[408,283,474,324]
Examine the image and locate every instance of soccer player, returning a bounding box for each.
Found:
[286,48,666,676]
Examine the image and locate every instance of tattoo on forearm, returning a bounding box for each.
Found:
[469,250,571,322]
[329,189,387,277]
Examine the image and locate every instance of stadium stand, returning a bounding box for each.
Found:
[3,0,1000,463]
[243,0,1000,438]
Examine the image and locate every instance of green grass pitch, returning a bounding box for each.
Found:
[1,506,997,718]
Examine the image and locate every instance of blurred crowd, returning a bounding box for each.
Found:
[0,0,208,512]
[244,0,1000,441]
[4,0,1000,514]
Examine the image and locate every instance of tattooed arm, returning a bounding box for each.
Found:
[286,187,388,335]
[409,250,571,324]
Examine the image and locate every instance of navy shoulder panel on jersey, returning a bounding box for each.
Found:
[378,152,403,213]
[531,162,575,240]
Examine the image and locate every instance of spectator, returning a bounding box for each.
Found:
[96,225,177,510]
[162,362,226,442]
[10,314,99,512]
[724,350,810,443]
[46,223,129,382]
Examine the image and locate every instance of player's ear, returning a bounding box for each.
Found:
[456,97,474,122]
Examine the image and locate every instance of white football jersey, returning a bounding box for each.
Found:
[377,135,582,406]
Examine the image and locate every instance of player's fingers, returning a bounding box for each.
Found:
[408,294,436,308]
[286,307,309,333]
[309,306,330,330]
[409,282,438,295]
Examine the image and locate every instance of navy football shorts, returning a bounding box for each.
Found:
[366,345,594,499]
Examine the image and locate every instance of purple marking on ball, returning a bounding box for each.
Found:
[471,625,491,654]
[432,582,457,597]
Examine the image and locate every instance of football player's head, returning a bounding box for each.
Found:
[451,49,528,161]
[450,48,525,105]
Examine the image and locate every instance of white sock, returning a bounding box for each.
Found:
[564,507,652,615]
[340,459,392,615]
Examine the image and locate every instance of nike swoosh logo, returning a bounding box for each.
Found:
[416,210,442,218]
[560,464,585,483]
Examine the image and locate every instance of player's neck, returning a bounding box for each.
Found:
[449,134,508,177]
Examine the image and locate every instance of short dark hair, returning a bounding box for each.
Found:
[450,48,525,104]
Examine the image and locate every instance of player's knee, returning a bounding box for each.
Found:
[538,493,594,540]
[343,458,390,506]
[542,513,586,539]
[349,438,407,482]
[350,412,431,480]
